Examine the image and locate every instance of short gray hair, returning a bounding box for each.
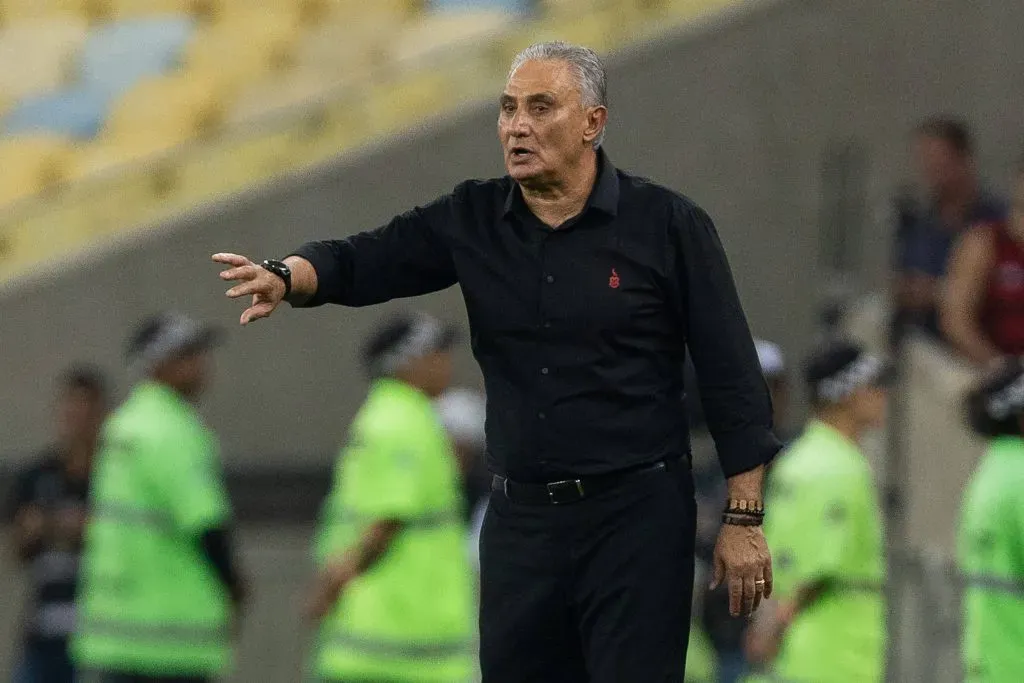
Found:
[508,41,608,148]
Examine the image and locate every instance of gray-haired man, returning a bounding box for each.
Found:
[215,41,780,682]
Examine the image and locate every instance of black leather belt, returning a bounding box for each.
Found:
[492,459,674,505]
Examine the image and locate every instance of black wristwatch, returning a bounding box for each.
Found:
[261,259,292,298]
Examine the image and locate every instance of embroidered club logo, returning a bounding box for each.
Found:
[608,268,620,289]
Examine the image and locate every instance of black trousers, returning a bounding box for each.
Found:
[479,460,696,683]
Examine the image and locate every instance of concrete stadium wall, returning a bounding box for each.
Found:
[2,0,1024,470]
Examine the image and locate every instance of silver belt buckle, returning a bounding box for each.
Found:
[547,478,584,504]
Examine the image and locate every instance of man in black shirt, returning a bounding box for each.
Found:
[6,366,108,683]
[214,41,780,682]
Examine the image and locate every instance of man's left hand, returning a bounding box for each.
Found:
[710,523,772,617]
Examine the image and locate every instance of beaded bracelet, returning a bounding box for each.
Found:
[725,499,764,515]
[721,512,763,527]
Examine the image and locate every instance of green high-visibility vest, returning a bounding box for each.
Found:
[958,435,1024,683]
[72,381,233,677]
[761,421,885,683]
[313,378,474,683]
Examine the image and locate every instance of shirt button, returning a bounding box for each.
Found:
[541,367,549,375]
[543,321,551,328]
[538,411,547,420]
[545,274,555,283]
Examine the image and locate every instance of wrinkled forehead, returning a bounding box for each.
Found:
[504,58,580,101]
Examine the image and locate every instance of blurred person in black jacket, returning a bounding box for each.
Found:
[6,366,109,683]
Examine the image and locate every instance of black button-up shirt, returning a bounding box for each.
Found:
[291,151,781,482]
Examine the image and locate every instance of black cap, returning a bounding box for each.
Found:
[804,339,894,405]
[361,311,458,377]
[966,357,1024,437]
[126,312,221,371]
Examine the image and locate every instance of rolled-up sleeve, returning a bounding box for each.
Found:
[673,202,782,477]
[288,189,460,307]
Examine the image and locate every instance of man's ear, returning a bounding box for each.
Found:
[583,106,608,145]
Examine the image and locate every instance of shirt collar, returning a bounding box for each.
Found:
[503,147,620,221]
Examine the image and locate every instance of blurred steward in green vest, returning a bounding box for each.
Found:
[960,357,1024,682]
[743,340,890,683]
[73,312,247,683]
[306,311,475,683]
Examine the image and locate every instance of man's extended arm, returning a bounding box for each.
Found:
[287,195,459,308]
[216,191,460,324]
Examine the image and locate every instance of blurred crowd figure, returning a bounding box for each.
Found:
[941,158,1024,366]
[743,340,889,683]
[306,311,474,683]
[73,313,246,683]
[6,367,108,683]
[960,358,1024,682]
[892,117,1007,344]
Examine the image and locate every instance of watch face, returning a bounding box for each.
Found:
[265,260,289,276]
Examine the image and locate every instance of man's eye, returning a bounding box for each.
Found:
[532,105,548,114]
[501,104,515,114]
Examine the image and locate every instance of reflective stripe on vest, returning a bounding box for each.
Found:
[963,573,1024,597]
[330,508,461,530]
[79,616,227,646]
[92,501,176,533]
[326,631,472,659]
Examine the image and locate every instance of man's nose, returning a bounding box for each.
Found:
[508,111,530,136]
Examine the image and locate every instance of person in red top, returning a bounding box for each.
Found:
[942,161,1024,365]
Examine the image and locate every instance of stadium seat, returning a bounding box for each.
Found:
[328,0,418,24]
[71,72,227,179]
[226,70,350,126]
[0,0,95,22]
[0,19,87,100]
[430,0,530,11]
[2,87,110,138]
[0,135,72,206]
[296,15,399,80]
[362,71,449,135]
[77,16,195,96]
[182,10,302,84]
[100,71,227,147]
[108,0,190,17]
[216,0,344,26]
[390,10,511,66]
[540,0,605,16]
